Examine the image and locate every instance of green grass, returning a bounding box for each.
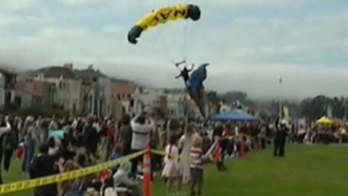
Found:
[3,145,348,196]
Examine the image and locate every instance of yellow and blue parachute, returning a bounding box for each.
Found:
[187,63,208,118]
[127,4,201,44]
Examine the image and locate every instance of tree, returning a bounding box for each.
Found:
[206,91,220,104]
[299,95,348,120]
[220,91,247,102]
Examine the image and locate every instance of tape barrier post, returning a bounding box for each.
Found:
[143,146,151,196]
[240,134,246,159]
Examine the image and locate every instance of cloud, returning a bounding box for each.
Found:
[1,0,38,11]
[0,0,347,99]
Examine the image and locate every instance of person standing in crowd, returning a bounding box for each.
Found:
[22,116,38,175]
[162,135,181,196]
[105,119,116,160]
[130,108,155,178]
[273,119,289,157]
[178,123,195,184]
[0,117,12,184]
[117,115,132,155]
[83,115,99,158]
[167,119,181,143]
[49,116,58,131]
[190,133,206,196]
[29,144,59,196]
[1,116,17,172]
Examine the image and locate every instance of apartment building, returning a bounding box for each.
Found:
[75,65,111,117]
[138,88,166,108]
[30,64,82,113]
[166,93,187,118]
[111,83,141,115]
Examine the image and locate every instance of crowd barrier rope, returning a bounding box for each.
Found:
[0,150,146,194]
[0,138,249,195]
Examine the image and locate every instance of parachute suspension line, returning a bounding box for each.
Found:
[137,39,171,63]
[182,20,191,64]
[154,28,177,64]
[168,22,186,62]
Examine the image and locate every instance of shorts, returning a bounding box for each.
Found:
[190,167,203,184]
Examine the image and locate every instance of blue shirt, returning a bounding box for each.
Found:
[109,152,122,173]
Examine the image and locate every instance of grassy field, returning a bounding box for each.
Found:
[3,145,348,196]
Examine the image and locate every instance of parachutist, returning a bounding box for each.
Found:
[175,64,194,85]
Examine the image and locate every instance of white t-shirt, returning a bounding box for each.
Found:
[104,187,118,196]
[130,116,154,150]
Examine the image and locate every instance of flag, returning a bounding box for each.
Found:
[282,106,290,122]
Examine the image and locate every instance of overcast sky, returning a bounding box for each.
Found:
[0,0,348,99]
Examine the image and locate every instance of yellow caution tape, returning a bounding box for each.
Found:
[0,150,145,194]
[150,149,191,160]
[150,149,167,156]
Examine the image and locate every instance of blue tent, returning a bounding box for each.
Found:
[211,109,259,122]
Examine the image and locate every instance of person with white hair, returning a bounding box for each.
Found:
[22,116,38,174]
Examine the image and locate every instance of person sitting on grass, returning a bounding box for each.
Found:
[109,144,123,174]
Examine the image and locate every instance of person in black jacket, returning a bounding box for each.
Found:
[83,116,98,157]
[29,144,59,196]
[273,119,288,157]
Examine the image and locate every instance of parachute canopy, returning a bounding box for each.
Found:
[187,63,209,118]
[128,4,201,44]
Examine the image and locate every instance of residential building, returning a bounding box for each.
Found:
[109,95,124,119]
[15,77,45,108]
[138,88,166,108]
[75,65,111,117]
[166,93,187,119]
[0,68,17,108]
[29,64,82,113]
[0,77,5,106]
[111,83,141,115]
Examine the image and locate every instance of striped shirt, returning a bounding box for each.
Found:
[190,147,203,168]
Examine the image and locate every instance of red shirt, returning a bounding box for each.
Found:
[222,129,232,137]
[107,126,115,140]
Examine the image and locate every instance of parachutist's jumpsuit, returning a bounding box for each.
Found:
[175,65,194,85]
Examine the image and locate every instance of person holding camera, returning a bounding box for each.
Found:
[130,107,155,178]
[273,119,289,157]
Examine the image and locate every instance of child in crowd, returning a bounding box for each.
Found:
[162,136,181,196]
[190,133,211,196]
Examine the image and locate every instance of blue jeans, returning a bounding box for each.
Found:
[22,142,35,173]
[226,139,235,155]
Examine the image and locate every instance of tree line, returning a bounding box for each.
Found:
[206,91,348,120]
